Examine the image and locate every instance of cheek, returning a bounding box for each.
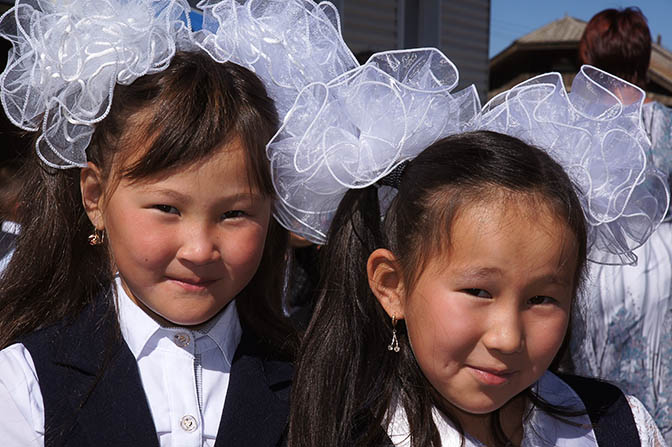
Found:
[405,293,480,372]
[525,311,569,366]
[106,210,176,268]
[220,222,269,272]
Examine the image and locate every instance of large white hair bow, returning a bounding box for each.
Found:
[477,66,668,264]
[268,48,481,244]
[0,0,357,169]
[192,0,358,119]
[0,0,192,168]
[268,54,669,265]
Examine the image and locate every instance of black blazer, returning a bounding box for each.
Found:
[20,295,292,447]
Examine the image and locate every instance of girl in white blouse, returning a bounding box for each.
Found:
[289,131,667,447]
[0,2,299,446]
[265,51,668,445]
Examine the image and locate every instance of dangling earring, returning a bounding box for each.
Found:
[387,314,400,352]
[88,229,105,246]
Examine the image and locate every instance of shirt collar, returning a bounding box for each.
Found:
[387,371,597,447]
[524,371,597,447]
[196,296,241,366]
[115,276,241,365]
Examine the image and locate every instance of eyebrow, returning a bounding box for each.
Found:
[148,189,265,202]
[453,267,570,286]
[534,273,571,287]
[149,188,189,201]
[453,267,503,280]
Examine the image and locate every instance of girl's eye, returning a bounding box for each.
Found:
[463,288,492,299]
[222,210,246,219]
[528,295,556,305]
[154,205,180,215]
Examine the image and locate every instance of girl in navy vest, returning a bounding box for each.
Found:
[266,49,669,446]
[0,0,357,446]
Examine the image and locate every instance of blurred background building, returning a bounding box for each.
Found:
[329,0,491,103]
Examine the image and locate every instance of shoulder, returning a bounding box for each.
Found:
[557,374,653,446]
[558,374,627,403]
[17,291,120,385]
[0,343,44,446]
[625,395,667,447]
[0,342,39,383]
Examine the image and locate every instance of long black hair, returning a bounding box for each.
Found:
[289,131,588,447]
[0,51,296,357]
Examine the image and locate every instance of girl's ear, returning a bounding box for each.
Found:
[367,248,406,320]
[80,162,105,230]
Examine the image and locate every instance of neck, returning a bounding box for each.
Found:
[448,394,526,447]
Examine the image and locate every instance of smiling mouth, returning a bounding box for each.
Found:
[168,277,218,290]
[468,366,516,386]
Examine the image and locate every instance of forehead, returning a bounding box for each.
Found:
[107,136,257,196]
[431,196,578,286]
[104,104,242,178]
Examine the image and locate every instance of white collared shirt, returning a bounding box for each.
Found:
[0,277,242,447]
[387,371,666,446]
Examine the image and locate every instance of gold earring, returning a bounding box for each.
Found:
[387,314,400,353]
[88,229,105,246]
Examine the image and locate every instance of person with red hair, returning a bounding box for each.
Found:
[578,7,651,88]
[573,7,672,445]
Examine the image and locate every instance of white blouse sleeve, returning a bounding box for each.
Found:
[0,343,45,447]
[627,395,668,447]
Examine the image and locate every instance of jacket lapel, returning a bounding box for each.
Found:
[42,299,158,447]
[215,330,293,447]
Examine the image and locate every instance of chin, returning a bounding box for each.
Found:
[460,402,505,415]
[160,305,222,327]
[446,394,510,415]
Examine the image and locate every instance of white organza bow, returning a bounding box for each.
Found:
[477,66,669,264]
[192,0,358,119]
[0,0,192,168]
[268,56,669,265]
[0,0,357,169]
[268,48,481,244]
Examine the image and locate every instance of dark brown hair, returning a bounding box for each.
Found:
[289,131,588,447]
[578,7,652,88]
[0,51,295,356]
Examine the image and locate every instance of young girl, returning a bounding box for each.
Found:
[0,0,354,445]
[267,50,669,446]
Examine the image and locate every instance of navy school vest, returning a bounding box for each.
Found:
[19,295,292,447]
[560,374,641,447]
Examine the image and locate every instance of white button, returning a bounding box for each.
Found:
[180,414,198,432]
[174,332,191,347]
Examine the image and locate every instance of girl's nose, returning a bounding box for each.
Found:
[482,306,524,355]
[177,225,221,265]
